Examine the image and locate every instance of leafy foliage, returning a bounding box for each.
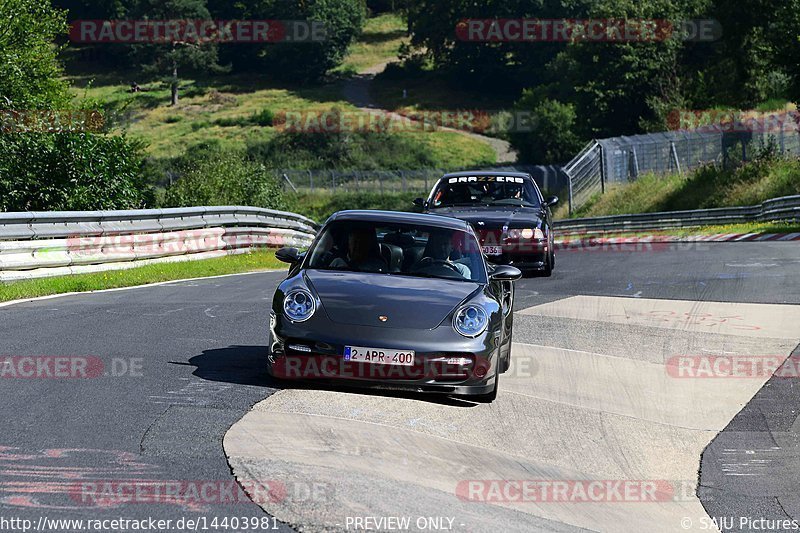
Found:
[0,0,155,212]
[130,0,229,105]
[0,134,153,211]
[0,0,71,109]
[258,0,367,81]
[405,0,799,159]
[162,144,286,209]
[508,93,582,164]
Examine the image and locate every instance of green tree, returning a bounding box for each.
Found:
[771,0,800,105]
[508,93,583,164]
[132,0,229,105]
[0,0,71,109]
[264,0,367,81]
[0,0,154,212]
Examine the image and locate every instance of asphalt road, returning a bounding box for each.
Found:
[1,242,799,532]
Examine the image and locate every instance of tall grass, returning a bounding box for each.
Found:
[564,153,800,219]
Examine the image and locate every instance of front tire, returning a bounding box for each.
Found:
[471,373,498,403]
[537,251,554,277]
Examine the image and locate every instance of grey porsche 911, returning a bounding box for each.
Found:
[267,210,521,402]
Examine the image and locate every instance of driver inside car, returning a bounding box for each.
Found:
[411,231,472,279]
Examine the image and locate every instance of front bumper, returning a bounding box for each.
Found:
[486,252,547,271]
[268,313,500,395]
[480,236,550,271]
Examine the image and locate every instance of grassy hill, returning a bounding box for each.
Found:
[64,13,497,169]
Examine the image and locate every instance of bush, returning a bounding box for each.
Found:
[251,108,274,127]
[0,133,154,211]
[262,0,367,81]
[507,92,583,165]
[162,144,286,210]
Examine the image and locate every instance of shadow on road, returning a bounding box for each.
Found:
[185,345,478,407]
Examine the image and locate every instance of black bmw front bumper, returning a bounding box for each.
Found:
[484,241,550,271]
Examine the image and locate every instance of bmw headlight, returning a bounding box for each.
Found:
[283,288,316,322]
[453,304,489,337]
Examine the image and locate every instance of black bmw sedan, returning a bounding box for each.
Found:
[416,171,558,276]
[268,210,521,402]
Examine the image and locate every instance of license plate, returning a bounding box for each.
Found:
[482,245,503,256]
[344,346,415,366]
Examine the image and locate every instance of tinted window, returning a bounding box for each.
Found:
[430,176,541,208]
[306,220,487,283]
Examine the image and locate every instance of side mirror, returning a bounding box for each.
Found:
[413,197,426,210]
[544,196,559,207]
[275,247,300,264]
[489,264,522,281]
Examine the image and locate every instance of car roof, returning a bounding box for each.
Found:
[327,210,470,231]
[441,170,534,179]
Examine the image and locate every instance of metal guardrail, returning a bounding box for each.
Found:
[562,141,603,214]
[563,122,800,214]
[554,194,800,233]
[0,207,319,281]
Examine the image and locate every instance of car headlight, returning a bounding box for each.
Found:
[283,288,316,322]
[453,304,489,337]
[509,228,545,240]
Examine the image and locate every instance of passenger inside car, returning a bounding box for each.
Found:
[328,226,388,273]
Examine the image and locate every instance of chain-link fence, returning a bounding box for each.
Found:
[277,165,569,196]
[564,119,800,214]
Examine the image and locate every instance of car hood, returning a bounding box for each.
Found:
[429,206,544,228]
[305,270,480,329]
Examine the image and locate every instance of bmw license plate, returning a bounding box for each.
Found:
[344,346,415,366]
[482,245,503,256]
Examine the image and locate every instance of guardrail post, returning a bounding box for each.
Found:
[600,147,606,194]
[670,142,682,175]
[568,177,574,216]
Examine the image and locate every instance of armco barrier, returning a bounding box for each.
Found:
[554,194,800,233]
[0,207,318,281]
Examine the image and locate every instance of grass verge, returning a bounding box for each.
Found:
[0,249,285,304]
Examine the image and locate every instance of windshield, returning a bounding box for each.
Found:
[306,220,487,283]
[430,176,542,208]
